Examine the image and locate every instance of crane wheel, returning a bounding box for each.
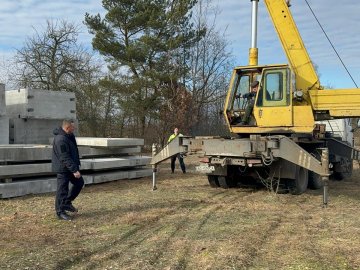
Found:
[207,175,220,188]
[308,151,323,190]
[289,166,308,195]
[218,176,237,189]
[308,171,323,190]
[333,158,352,181]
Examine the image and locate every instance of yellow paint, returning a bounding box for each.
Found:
[223,0,360,136]
[249,48,258,66]
[230,125,314,134]
[264,0,320,95]
[254,106,293,127]
[309,89,360,117]
[292,106,314,127]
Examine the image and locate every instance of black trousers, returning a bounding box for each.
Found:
[171,154,186,173]
[55,172,84,215]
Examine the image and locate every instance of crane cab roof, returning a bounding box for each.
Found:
[233,63,289,72]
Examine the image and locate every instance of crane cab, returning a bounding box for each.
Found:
[224,64,315,135]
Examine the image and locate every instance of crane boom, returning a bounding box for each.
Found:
[150,0,360,201]
[264,0,321,93]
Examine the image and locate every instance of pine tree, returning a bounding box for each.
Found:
[85,0,205,137]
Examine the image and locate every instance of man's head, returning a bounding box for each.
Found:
[62,119,75,134]
[174,127,179,135]
[251,80,259,92]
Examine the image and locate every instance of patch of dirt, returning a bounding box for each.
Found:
[1,161,360,269]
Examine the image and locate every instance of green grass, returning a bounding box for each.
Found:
[1,169,360,269]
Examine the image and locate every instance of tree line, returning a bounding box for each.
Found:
[6,0,233,147]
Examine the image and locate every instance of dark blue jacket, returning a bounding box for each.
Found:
[51,127,81,173]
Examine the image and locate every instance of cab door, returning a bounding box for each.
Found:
[254,68,293,127]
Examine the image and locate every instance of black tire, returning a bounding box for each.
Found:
[308,151,323,190]
[218,176,237,189]
[289,166,308,195]
[207,175,220,188]
[308,171,323,190]
[333,158,353,181]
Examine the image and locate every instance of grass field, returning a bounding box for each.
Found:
[1,162,360,270]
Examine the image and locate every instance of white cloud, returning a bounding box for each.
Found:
[0,0,359,88]
[0,0,104,51]
[213,0,360,88]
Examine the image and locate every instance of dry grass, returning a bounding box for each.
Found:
[1,161,360,270]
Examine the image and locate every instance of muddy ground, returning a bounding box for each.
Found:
[1,159,360,270]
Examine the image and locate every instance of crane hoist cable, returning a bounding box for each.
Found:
[304,0,358,88]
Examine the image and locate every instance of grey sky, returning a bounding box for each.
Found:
[0,0,359,88]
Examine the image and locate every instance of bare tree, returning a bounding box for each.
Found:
[186,0,234,135]
[0,56,17,89]
[13,20,92,91]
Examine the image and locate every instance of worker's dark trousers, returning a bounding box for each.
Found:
[55,172,84,215]
[241,101,255,124]
[171,154,186,173]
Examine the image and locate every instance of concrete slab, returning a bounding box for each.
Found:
[0,144,52,162]
[0,145,141,162]
[85,170,128,184]
[86,168,152,184]
[0,178,57,198]
[0,163,51,178]
[79,146,141,157]
[81,156,151,170]
[0,156,150,178]
[76,137,144,147]
[0,83,5,116]
[10,118,63,144]
[5,88,76,119]
[128,168,153,179]
[0,116,9,144]
[0,168,152,198]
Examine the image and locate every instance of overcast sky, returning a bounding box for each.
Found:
[0,0,359,89]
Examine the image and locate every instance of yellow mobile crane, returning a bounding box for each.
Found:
[151,0,360,202]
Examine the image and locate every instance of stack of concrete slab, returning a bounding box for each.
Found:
[0,138,152,198]
[6,88,76,144]
[0,84,9,144]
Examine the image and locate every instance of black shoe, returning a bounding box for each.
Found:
[183,171,186,174]
[57,212,72,221]
[64,204,78,213]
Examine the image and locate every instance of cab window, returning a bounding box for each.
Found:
[257,68,290,107]
[266,73,283,101]
[233,75,250,110]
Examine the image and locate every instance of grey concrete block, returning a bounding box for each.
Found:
[86,168,152,184]
[0,178,57,198]
[6,88,76,119]
[0,116,9,144]
[0,144,142,162]
[10,118,63,144]
[76,137,144,147]
[81,156,150,170]
[0,83,5,116]
[85,170,128,184]
[0,144,53,162]
[0,163,52,178]
[0,168,152,198]
[0,156,150,178]
[128,168,152,179]
[79,146,141,157]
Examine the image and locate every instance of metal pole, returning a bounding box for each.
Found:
[321,148,329,207]
[152,167,157,191]
[250,0,259,48]
[249,0,259,66]
[152,143,157,191]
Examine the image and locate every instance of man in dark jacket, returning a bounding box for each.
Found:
[52,119,84,221]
